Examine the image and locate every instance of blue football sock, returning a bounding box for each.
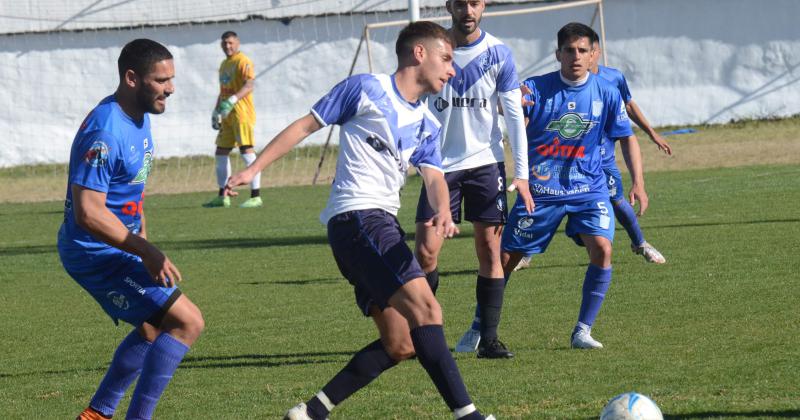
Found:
[410,325,472,410]
[90,330,150,417]
[612,199,645,247]
[126,333,189,420]
[577,264,613,327]
[308,339,397,418]
[476,276,505,341]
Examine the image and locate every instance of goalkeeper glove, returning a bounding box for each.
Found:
[211,109,222,130]
[216,95,238,119]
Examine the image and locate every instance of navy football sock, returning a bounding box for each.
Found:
[306,340,397,418]
[476,276,505,341]
[612,199,645,247]
[90,330,150,417]
[425,268,440,295]
[410,325,472,410]
[577,264,613,327]
[127,333,189,420]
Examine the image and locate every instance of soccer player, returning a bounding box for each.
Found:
[589,36,670,264]
[225,21,494,420]
[58,39,205,420]
[502,22,649,349]
[203,31,262,208]
[415,0,533,359]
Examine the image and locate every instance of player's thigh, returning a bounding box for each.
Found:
[158,294,204,344]
[462,162,508,224]
[414,221,445,265]
[415,170,465,224]
[64,252,182,328]
[327,209,426,317]
[387,277,442,328]
[564,198,616,247]
[603,165,625,202]
[502,199,565,255]
[370,305,414,360]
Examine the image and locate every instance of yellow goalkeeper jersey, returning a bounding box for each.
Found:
[218,51,255,124]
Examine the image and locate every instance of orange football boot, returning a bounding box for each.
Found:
[76,406,112,420]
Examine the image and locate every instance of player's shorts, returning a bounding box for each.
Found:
[603,164,625,202]
[416,162,507,225]
[502,196,616,255]
[328,209,425,316]
[59,249,181,327]
[216,118,255,149]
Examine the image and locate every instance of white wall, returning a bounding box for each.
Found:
[1,0,798,167]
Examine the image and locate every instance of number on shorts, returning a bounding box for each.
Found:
[498,176,504,191]
[597,201,609,215]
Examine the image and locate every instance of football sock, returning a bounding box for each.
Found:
[240,152,261,193]
[127,333,189,420]
[307,339,398,418]
[612,199,645,247]
[410,325,473,411]
[215,155,230,191]
[577,264,613,327]
[425,268,440,295]
[472,272,511,331]
[89,330,151,417]
[476,276,505,341]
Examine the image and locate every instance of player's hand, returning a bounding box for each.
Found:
[629,184,649,216]
[650,132,672,156]
[142,246,182,287]
[211,109,222,130]
[425,212,459,239]
[216,95,238,119]
[510,177,534,214]
[224,170,254,197]
[520,84,534,108]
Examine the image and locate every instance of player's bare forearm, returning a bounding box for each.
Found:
[235,79,255,100]
[626,100,671,155]
[419,167,458,238]
[618,135,649,214]
[138,210,147,240]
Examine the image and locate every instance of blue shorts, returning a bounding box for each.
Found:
[59,249,180,327]
[502,196,616,255]
[416,162,507,224]
[603,165,625,202]
[328,209,426,316]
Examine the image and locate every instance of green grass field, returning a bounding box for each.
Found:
[1,161,798,419]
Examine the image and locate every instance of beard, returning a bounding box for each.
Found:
[136,88,165,115]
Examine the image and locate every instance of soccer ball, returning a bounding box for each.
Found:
[600,392,663,420]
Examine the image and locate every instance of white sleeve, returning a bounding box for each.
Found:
[499,88,528,180]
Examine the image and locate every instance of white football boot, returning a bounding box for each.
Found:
[571,327,604,349]
[454,327,481,353]
[284,402,328,420]
[632,241,666,264]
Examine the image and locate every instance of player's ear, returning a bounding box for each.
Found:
[413,42,426,64]
[124,69,139,89]
[555,48,562,63]
[445,0,453,14]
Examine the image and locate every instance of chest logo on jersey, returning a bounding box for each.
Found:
[130,151,153,184]
[545,113,595,139]
[478,51,493,71]
[434,97,450,112]
[365,135,387,152]
[452,97,488,108]
[84,141,109,168]
[220,69,232,85]
[592,100,603,117]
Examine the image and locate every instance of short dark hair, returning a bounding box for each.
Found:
[221,31,238,40]
[395,21,452,58]
[557,22,598,50]
[117,39,172,79]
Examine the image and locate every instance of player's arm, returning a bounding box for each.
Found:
[617,135,649,215]
[226,113,322,191]
[498,87,534,214]
[419,166,459,238]
[70,185,179,286]
[138,208,147,240]
[626,100,671,155]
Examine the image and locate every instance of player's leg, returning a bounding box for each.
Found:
[606,165,665,263]
[126,294,204,419]
[565,199,615,349]
[237,121,263,208]
[203,132,233,207]
[415,170,462,295]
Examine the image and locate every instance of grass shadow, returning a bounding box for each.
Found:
[181,351,354,370]
[665,409,800,419]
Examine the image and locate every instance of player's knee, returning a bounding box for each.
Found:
[415,245,439,270]
[409,297,442,326]
[384,338,415,361]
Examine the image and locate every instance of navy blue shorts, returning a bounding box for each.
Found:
[415,162,507,224]
[328,209,426,316]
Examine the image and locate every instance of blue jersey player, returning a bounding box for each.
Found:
[226,22,495,420]
[59,39,204,420]
[590,36,670,264]
[501,23,649,349]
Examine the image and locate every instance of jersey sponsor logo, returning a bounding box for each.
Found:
[434,97,450,112]
[124,276,147,296]
[517,216,534,229]
[568,101,576,110]
[545,113,595,139]
[535,138,586,158]
[130,151,153,184]
[107,291,130,310]
[365,135,387,152]
[531,162,551,180]
[592,100,603,117]
[84,141,109,167]
[617,102,630,122]
[220,68,232,85]
[452,97,488,108]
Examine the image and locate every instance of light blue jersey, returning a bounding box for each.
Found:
[521,71,633,205]
[595,65,632,169]
[311,73,443,224]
